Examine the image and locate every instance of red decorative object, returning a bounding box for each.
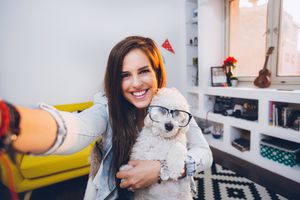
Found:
[161,39,175,54]
[222,56,237,86]
[223,56,237,69]
[0,101,10,138]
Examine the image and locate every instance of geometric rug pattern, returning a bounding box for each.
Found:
[194,163,288,200]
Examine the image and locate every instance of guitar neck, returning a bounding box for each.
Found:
[262,55,270,70]
[262,46,274,70]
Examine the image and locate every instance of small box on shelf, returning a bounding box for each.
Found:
[260,135,300,167]
[230,126,251,152]
[232,138,250,152]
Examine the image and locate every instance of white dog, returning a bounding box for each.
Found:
[121,87,194,200]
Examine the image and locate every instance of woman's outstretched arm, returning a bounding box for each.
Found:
[1,92,108,156]
[12,106,57,154]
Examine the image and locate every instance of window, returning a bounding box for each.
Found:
[227,0,300,85]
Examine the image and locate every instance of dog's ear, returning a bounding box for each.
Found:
[144,114,153,128]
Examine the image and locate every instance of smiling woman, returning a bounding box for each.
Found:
[0,36,213,200]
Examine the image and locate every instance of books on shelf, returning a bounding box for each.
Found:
[269,101,300,131]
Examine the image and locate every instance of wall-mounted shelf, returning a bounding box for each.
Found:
[185,0,198,93]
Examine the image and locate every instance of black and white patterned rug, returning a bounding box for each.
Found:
[194,163,288,200]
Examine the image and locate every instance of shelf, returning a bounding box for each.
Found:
[186,44,198,47]
[186,21,198,25]
[204,134,225,150]
[205,87,300,102]
[205,87,260,99]
[257,156,300,183]
[228,145,253,158]
[186,0,197,4]
[206,111,258,126]
[261,125,300,143]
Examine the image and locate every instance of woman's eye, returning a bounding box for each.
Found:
[140,69,150,74]
[121,73,130,79]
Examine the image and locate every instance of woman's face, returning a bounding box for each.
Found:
[121,49,158,109]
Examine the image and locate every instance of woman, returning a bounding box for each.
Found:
[0,36,213,200]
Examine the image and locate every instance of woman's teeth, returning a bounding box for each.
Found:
[132,90,147,97]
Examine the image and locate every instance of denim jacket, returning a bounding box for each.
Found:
[39,92,213,200]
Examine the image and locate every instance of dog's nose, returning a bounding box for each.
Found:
[165,122,174,131]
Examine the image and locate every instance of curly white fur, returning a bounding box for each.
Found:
[122,87,193,200]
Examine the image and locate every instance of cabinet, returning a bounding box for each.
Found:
[195,87,300,183]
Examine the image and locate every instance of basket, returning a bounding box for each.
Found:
[260,137,300,167]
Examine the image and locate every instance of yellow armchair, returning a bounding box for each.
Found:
[0,102,94,193]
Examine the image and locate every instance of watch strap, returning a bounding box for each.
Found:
[158,160,169,183]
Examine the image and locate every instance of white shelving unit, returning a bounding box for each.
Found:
[184,0,199,115]
[198,87,300,183]
[185,0,198,89]
[184,0,300,184]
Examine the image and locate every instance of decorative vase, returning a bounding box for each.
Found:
[225,66,233,86]
[231,79,238,87]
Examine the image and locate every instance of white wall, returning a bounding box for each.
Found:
[198,0,225,88]
[0,0,185,106]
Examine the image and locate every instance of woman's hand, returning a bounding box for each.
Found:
[116,160,160,190]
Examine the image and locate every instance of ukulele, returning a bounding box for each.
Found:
[254,46,274,88]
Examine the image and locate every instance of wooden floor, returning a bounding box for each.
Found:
[1,147,299,200]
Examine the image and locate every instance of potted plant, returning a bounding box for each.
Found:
[223,56,237,86]
[230,76,239,87]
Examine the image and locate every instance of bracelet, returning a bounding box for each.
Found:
[0,101,21,163]
[0,101,10,137]
[6,102,21,137]
[185,155,196,176]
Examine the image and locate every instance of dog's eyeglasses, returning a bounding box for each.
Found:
[147,105,192,127]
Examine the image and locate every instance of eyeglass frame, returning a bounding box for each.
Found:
[146,105,192,127]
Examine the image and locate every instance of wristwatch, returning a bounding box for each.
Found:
[159,160,169,183]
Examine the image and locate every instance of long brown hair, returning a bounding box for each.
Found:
[104,36,166,192]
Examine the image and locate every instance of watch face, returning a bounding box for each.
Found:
[160,168,169,181]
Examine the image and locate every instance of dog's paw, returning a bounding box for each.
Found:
[169,170,184,180]
[168,162,185,180]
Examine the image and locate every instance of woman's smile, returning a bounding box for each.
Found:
[131,89,148,98]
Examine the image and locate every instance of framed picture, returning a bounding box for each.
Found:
[211,66,227,87]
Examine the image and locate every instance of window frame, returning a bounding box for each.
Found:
[225,0,300,87]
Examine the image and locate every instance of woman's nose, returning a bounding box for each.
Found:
[132,75,142,87]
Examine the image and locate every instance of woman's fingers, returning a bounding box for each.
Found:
[117,160,160,189]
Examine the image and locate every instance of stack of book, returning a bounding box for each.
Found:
[232,138,250,152]
[269,102,300,131]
